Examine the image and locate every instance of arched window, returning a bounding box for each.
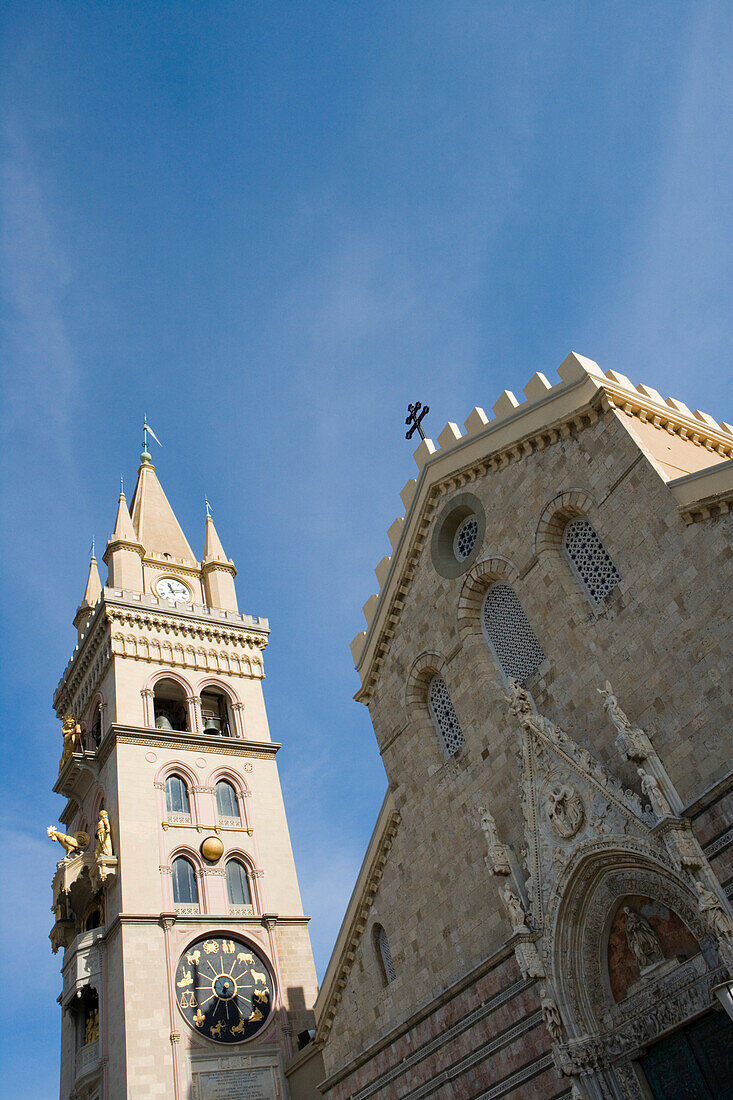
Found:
[562,517,620,605]
[226,860,252,910]
[171,857,198,906]
[428,676,465,756]
[215,780,240,821]
[482,583,544,682]
[165,774,190,817]
[153,678,189,731]
[373,923,396,985]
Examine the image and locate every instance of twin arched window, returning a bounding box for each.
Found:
[562,517,620,605]
[172,857,198,906]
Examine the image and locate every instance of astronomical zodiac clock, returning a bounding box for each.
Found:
[175,935,275,1043]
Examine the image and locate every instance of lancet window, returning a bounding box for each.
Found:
[226,860,252,912]
[373,923,396,985]
[165,774,190,820]
[171,857,198,908]
[481,582,544,682]
[562,517,621,605]
[428,675,465,756]
[215,780,240,822]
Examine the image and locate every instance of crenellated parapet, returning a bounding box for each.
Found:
[350,352,733,692]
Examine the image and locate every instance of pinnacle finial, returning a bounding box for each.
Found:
[205,496,212,518]
[120,474,125,498]
[90,536,96,561]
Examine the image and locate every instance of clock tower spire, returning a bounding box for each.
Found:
[49,448,319,1100]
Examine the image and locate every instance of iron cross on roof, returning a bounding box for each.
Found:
[405,402,430,441]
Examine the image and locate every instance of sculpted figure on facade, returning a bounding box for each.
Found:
[479,806,511,876]
[598,681,654,762]
[638,767,671,817]
[623,906,664,970]
[59,713,82,771]
[506,681,557,741]
[47,825,89,857]
[500,884,530,933]
[694,881,733,943]
[547,784,585,839]
[94,810,114,859]
[513,938,545,980]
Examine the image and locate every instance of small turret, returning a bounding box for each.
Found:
[202,502,238,612]
[73,546,102,639]
[103,484,144,591]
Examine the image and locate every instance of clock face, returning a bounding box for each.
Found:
[175,935,274,1043]
[156,577,191,603]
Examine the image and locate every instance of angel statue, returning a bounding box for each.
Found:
[47,825,90,857]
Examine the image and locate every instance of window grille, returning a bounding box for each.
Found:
[453,515,478,562]
[226,860,252,908]
[215,781,240,820]
[482,583,544,682]
[428,676,465,756]
[171,857,198,905]
[563,518,620,604]
[376,925,396,984]
[165,775,190,816]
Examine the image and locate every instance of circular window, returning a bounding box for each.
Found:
[430,492,486,579]
[453,515,478,562]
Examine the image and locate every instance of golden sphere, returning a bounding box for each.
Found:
[200,836,224,863]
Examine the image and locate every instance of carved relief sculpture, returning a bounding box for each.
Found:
[547,784,585,839]
[59,713,82,772]
[623,906,664,970]
[540,987,564,1043]
[513,939,545,980]
[47,825,90,857]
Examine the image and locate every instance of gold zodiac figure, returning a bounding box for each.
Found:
[186,950,200,965]
[210,1020,225,1038]
[250,968,267,985]
[203,939,218,954]
[193,1009,205,1028]
[180,991,197,1008]
[236,952,254,964]
[231,1017,246,1035]
[253,989,269,1004]
[221,939,235,954]
[247,1006,263,1023]
[177,970,193,988]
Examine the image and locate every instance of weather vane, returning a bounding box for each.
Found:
[405,401,430,441]
[141,415,163,461]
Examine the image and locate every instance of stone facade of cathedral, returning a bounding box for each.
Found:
[297,354,733,1100]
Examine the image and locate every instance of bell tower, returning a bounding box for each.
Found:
[49,445,319,1100]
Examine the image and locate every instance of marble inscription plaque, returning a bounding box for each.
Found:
[199,1068,275,1100]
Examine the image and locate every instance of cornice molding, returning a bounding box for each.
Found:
[97,724,280,767]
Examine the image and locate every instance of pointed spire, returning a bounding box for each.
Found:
[112,486,136,542]
[74,545,102,635]
[203,507,228,564]
[129,459,196,562]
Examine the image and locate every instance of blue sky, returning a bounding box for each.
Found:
[1,2,732,1094]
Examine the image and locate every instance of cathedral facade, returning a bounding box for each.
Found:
[304,354,733,1100]
[49,448,318,1099]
